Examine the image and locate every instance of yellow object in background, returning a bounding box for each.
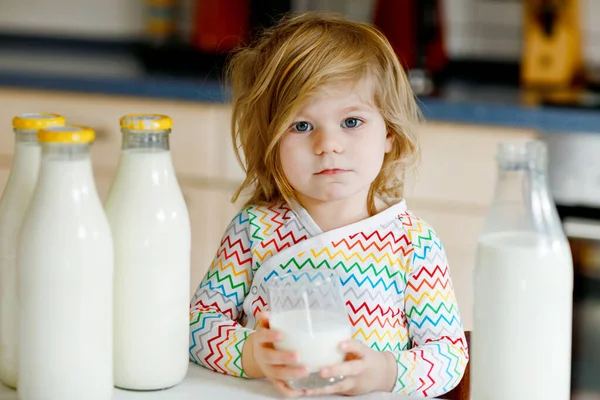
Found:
[521,0,583,88]
[145,0,178,41]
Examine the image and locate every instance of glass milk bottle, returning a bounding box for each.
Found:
[105,114,190,390]
[0,113,65,389]
[17,126,114,400]
[472,141,573,400]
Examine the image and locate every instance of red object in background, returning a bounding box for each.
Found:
[373,0,447,74]
[425,0,448,74]
[374,0,417,68]
[192,0,250,53]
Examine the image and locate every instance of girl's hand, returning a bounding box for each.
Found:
[305,339,398,397]
[242,312,310,398]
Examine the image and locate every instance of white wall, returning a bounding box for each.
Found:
[0,0,144,39]
[444,0,600,66]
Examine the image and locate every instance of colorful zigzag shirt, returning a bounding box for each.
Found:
[189,199,468,397]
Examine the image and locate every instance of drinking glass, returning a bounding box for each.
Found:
[267,269,352,391]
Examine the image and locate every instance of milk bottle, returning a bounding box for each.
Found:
[105,114,190,390]
[17,126,114,400]
[472,141,573,400]
[0,113,65,389]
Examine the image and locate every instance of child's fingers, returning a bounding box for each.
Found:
[271,378,305,398]
[319,359,365,379]
[253,328,283,345]
[256,311,271,327]
[260,347,299,366]
[339,339,370,356]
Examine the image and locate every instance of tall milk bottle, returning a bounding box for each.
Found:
[472,141,573,400]
[0,113,65,389]
[105,114,190,390]
[17,126,114,400]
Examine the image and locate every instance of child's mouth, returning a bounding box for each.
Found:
[316,169,349,175]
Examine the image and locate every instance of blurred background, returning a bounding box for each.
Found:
[1,0,600,398]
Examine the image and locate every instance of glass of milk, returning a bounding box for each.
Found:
[267,269,352,391]
[472,140,574,400]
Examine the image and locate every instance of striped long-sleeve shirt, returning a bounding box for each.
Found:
[189,199,468,397]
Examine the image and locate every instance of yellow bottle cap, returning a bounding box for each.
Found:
[38,125,95,144]
[120,114,172,131]
[12,113,66,130]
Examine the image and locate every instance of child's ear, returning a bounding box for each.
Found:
[385,132,393,153]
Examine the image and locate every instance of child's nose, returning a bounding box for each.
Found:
[312,127,343,155]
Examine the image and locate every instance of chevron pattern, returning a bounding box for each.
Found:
[189,203,468,396]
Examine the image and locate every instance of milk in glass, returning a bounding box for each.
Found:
[270,309,351,372]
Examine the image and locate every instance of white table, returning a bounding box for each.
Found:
[0,363,435,399]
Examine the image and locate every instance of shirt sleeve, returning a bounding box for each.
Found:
[189,208,255,377]
[393,215,469,397]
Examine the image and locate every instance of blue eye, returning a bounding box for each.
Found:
[342,118,362,129]
[292,121,313,132]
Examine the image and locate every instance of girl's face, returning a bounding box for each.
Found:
[278,79,392,208]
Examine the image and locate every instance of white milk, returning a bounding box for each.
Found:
[17,153,114,400]
[0,142,40,389]
[270,309,352,372]
[472,231,573,400]
[105,148,190,390]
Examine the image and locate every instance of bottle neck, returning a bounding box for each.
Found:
[483,146,565,242]
[113,131,176,189]
[12,131,41,167]
[121,130,170,151]
[2,130,41,200]
[41,143,91,161]
[493,140,550,205]
[494,167,549,204]
[37,144,95,199]
[13,128,38,144]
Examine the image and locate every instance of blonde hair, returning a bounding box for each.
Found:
[228,11,421,215]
